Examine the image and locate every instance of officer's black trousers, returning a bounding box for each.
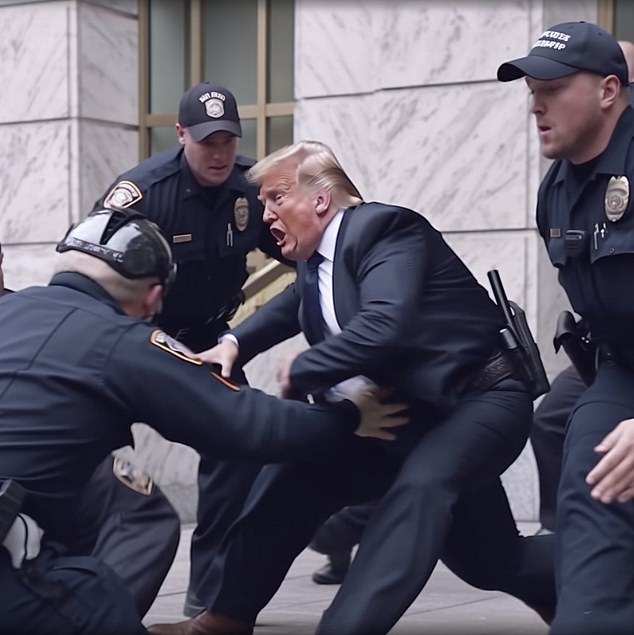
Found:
[530,365,586,531]
[311,501,377,553]
[186,362,262,611]
[187,456,262,607]
[551,361,634,635]
[1,546,146,635]
[202,379,556,635]
[71,455,180,617]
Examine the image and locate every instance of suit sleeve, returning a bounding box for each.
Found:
[231,283,302,363]
[104,324,358,461]
[290,210,429,395]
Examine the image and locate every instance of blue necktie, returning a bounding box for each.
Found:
[302,252,325,344]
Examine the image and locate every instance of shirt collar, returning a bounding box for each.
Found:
[315,209,345,262]
[554,106,634,185]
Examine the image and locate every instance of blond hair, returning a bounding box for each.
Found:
[248,140,364,208]
[53,251,158,308]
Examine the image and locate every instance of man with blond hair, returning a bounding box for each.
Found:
[150,141,555,635]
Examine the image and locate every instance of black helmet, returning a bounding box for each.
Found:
[56,207,176,292]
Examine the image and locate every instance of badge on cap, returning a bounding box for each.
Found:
[205,98,225,119]
[233,197,249,232]
[103,180,143,209]
[604,176,630,222]
[150,329,203,365]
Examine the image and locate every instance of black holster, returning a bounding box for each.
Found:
[0,479,25,542]
[487,270,550,399]
[553,310,596,386]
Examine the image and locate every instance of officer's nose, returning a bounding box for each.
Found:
[530,93,544,115]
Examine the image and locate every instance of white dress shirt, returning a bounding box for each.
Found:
[314,210,376,400]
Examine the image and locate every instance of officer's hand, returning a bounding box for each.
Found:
[587,418,634,503]
[195,338,239,378]
[346,389,409,441]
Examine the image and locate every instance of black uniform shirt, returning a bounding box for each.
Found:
[0,273,357,542]
[96,147,287,346]
[537,106,634,345]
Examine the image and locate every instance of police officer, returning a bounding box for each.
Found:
[0,240,180,618]
[498,21,634,634]
[0,207,400,635]
[95,82,289,615]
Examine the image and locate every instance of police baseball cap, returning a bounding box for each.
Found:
[57,208,176,291]
[178,81,242,141]
[497,21,628,84]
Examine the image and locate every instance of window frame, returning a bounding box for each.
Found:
[138,0,294,160]
[598,0,614,31]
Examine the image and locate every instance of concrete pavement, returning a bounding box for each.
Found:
[144,523,549,635]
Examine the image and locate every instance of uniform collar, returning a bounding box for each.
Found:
[49,272,126,315]
[179,154,250,201]
[554,106,634,184]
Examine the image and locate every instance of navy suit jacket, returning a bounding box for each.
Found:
[233,202,504,414]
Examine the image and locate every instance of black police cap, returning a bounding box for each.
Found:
[497,21,628,85]
[56,208,176,290]
[178,81,242,141]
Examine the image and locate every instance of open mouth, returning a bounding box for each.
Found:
[270,227,286,245]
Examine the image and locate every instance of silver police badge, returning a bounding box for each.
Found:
[205,98,225,119]
[233,197,249,231]
[604,175,630,222]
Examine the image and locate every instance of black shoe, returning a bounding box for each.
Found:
[311,551,351,585]
[183,589,205,618]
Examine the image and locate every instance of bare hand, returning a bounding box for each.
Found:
[346,389,409,441]
[195,338,239,378]
[276,350,300,398]
[586,418,634,503]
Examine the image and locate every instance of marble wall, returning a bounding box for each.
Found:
[0,0,138,289]
[0,0,602,523]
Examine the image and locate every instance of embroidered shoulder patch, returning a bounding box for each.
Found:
[103,180,143,209]
[150,329,203,365]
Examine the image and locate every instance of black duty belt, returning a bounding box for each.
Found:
[462,351,517,395]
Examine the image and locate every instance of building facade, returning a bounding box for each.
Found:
[2,0,632,520]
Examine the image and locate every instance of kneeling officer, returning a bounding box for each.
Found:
[0,207,404,635]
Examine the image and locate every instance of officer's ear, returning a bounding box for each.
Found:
[175,123,186,146]
[142,283,165,321]
[600,75,622,108]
